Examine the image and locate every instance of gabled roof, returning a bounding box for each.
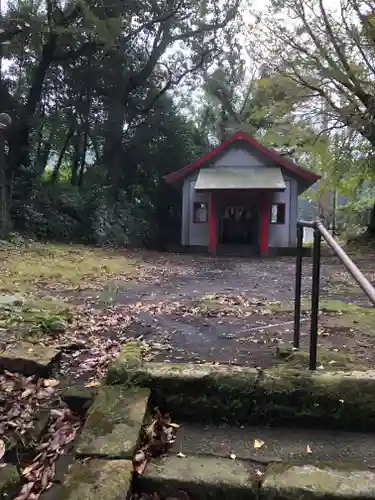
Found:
[164,131,320,184]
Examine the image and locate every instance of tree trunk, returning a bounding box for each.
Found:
[35,129,54,175]
[367,201,375,236]
[78,127,88,187]
[102,92,125,187]
[51,127,74,182]
[70,132,81,186]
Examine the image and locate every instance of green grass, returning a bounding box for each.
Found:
[276,346,367,371]
[0,241,139,341]
[0,297,73,340]
[0,241,137,294]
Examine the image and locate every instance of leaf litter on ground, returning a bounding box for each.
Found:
[0,371,82,500]
[131,493,192,500]
[133,408,179,475]
[15,407,81,500]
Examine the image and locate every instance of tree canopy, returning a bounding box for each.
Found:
[1,0,375,243]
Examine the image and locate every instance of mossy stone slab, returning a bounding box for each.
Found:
[261,464,375,500]
[58,459,132,500]
[107,362,259,423]
[0,465,19,498]
[0,295,23,309]
[107,361,375,428]
[75,385,149,458]
[137,454,257,500]
[106,340,143,384]
[61,385,97,415]
[0,341,61,376]
[253,369,375,430]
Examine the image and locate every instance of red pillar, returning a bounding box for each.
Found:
[260,198,269,256]
[208,192,217,253]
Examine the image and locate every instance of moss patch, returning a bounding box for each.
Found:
[261,463,375,500]
[0,298,72,340]
[271,298,375,341]
[253,369,375,430]
[137,454,258,500]
[276,347,367,371]
[107,362,259,423]
[75,385,150,458]
[106,341,144,384]
[115,362,375,430]
[59,458,133,500]
[0,465,19,498]
[0,241,137,295]
[317,300,375,340]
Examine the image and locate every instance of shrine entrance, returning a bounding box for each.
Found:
[220,204,259,247]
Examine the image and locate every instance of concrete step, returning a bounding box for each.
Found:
[75,385,150,459]
[172,421,375,466]
[135,422,375,500]
[108,361,375,431]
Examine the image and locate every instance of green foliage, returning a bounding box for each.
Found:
[11,92,205,247]
[0,0,239,244]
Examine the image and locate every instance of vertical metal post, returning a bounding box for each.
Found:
[0,113,11,240]
[293,223,304,349]
[309,226,321,370]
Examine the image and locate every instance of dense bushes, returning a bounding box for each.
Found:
[7,95,205,248]
[16,180,172,247]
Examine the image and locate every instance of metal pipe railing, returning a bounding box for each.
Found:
[316,220,375,305]
[294,219,375,370]
[293,224,303,349]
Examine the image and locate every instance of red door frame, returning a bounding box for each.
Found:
[260,197,269,256]
[207,190,270,255]
[208,192,217,253]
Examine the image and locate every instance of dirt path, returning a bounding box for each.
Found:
[54,250,375,381]
[119,256,317,367]
[63,254,352,368]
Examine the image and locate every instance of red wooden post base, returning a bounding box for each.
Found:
[208,192,217,253]
[260,200,269,256]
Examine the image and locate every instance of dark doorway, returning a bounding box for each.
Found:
[220,205,259,245]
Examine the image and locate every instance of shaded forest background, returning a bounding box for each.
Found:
[2,0,375,248]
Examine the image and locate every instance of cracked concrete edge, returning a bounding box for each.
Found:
[107,361,375,428]
[136,455,375,500]
[258,462,375,500]
[106,340,144,384]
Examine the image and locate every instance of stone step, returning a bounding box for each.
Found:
[172,421,375,466]
[135,422,375,500]
[0,341,61,377]
[108,361,375,430]
[75,385,150,459]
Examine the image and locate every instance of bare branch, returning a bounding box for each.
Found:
[170,0,240,42]
[140,47,219,114]
[312,122,347,143]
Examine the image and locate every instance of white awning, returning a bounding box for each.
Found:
[194,166,286,190]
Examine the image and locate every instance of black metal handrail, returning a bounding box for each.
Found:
[294,219,375,370]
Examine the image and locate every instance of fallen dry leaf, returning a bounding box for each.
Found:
[84,381,101,388]
[253,439,265,450]
[0,439,5,460]
[14,481,34,500]
[21,388,34,399]
[43,379,59,388]
[167,422,180,429]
